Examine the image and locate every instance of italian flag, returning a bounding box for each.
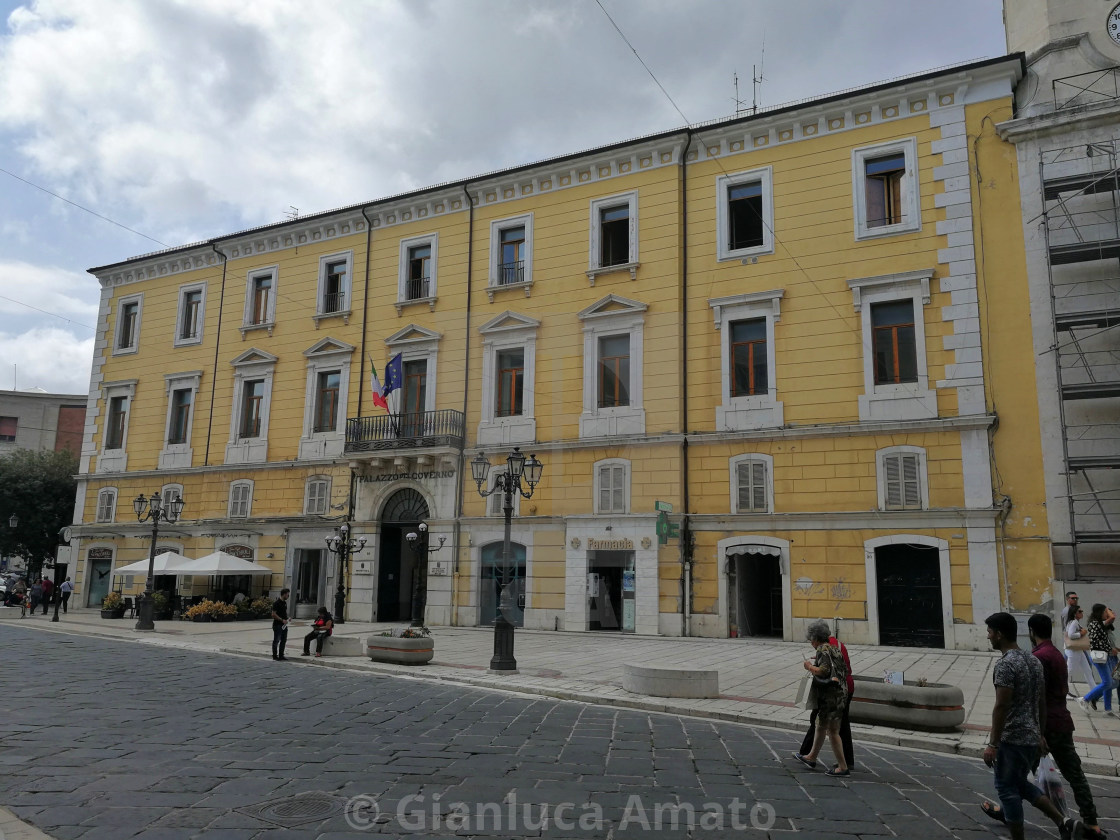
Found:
[369,356,389,411]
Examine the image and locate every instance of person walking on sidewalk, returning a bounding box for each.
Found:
[980,612,1083,840]
[39,576,53,615]
[792,620,850,777]
[1079,604,1118,715]
[271,589,291,661]
[1062,591,1080,628]
[59,577,73,613]
[28,578,41,614]
[301,607,334,657]
[1026,614,1106,840]
[798,620,855,771]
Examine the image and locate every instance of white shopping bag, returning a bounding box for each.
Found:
[1035,755,1067,817]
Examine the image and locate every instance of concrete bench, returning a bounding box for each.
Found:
[622,664,720,699]
[0,606,27,621]
[848,675,965,731]
[320,635,364,657]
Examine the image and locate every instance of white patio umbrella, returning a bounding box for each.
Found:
[175,551,273,576]
[111,551,195,576]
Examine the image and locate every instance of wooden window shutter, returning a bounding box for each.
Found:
[611,466,625,512]
[751,461,767,511]
[598,465,612,513]
[902,454,921,508]
[884,454,903,508]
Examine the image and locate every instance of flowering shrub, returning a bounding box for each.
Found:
[184,599,238,620]
[378,626,432,638]
[102,592,124,611]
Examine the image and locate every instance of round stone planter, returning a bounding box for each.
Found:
[848,674,965,731]
[366,635,434,665]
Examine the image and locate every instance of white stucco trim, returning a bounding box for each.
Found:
[709,289,784,430]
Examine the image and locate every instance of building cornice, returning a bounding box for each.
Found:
[997,98,1120,142]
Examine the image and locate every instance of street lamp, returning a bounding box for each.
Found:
[404,522,446,627]
[471,446,544,671]
[325,522,366,625]
[132,491,184,631]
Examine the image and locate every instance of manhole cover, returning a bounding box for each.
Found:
[237,791,345,827]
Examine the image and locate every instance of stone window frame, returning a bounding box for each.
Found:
[715,165,775,261]
[228,480,254,519]
[875,445,930,511]
[112,293,143,356]
[729,453,774,514]
[593,457,631,515]
[851,137,921,241]
[173,282,206,348]
[95,488,117,523]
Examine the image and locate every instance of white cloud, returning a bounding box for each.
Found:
[0,260,99,325]
[0,326,93,394]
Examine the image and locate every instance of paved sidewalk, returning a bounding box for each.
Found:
[7,606,1120,776]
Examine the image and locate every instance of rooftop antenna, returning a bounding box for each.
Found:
[733,72,748,117]
[752,37,766,115]
[283,206,299,221]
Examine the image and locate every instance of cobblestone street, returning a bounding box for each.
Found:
[3,624,1120,839]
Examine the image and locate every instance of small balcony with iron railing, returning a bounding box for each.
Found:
[345,409,464,453]
[498,261,524,285]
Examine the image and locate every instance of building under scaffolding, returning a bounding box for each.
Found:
[999,0,1120,592]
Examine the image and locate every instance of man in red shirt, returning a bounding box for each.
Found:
[799,623,855,770]
[39,576,53,615]
[1017,614,1105,839]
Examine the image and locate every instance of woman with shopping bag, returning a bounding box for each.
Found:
[1065,606,1099,695]
[1078,603,1118,714]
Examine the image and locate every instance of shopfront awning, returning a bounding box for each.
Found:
[175,551,272,576]
[111,551,195,576]
[725,544,782,558]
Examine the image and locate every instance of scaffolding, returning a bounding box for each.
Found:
[1042,139,1120,578]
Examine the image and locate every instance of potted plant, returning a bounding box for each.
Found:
[185,600,212,622]
[366,626,435,665]
[250,596,272,619]
[151,591,170,620]
[100,592,126,619]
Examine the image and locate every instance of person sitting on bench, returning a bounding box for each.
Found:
[302,607,334,657]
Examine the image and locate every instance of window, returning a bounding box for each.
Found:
[730,455,773,514]
[598,335,630,408]
[0,416,16,442]
[175,284,205,346]
[305,477,330,515]
[396,235,438,310]
[96,489,117,523]
[578,294,647,438]
[852,138,919,239]
[229,481,253,518]
[106,396,127,449]
[487,214,534,299]
[240,379,264,438]
[594,459,630,514]
[716,167,774,260]
[849,270,935,422]
[98,379,136,472]
[113,295,142,354]
[402,360,427,414]
[730,319,767,397]
[226,349,277,465]
[298,338,354,460]
[486,468,520,516]
[161,484,183,511]
[477,311,539,445]
[384,325,441,419]
[709,290,784,431]
[496,350,524,417]
[245,269,276,329]
[588,192,638,280]
[876,447,928,510]
[167,389,192,444]
[315,252,353,322]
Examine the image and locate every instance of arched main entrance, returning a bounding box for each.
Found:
[377,488,430,622]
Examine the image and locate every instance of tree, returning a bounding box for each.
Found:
[0,448,78,580]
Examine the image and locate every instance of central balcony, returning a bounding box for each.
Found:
[345,409,465,453]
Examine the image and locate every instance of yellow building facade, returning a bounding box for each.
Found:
[70,55,1048,647]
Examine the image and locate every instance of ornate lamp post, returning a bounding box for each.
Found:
[471,446,543,672]
[132,492,184,631]
[325,522,366,625]
[405,522,446,628]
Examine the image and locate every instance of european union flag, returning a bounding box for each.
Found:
[382,352,403,398]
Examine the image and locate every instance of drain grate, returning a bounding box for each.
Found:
[237,791,345,827]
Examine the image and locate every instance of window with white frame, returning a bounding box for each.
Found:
[486,468,522,516]
[159,370,201,469]
[229,481,253,518]
[849,270,936,422]
[226,349,277,465]
[305,477,331,515]
[161,484,184,511]
[298,338,354,460]
[708,290,784,431]
[113,294,142,355]
[384,325,441,416]
[397,234,438,308]
[96,488,117,523]
[876,446,928,510]
[477,312,539,445]
[578,295,646,438]
[488,214,533,296]
[243,268,277,332]
[98,379,136,473]
[174,283,206,346]
[730,454,773,514]
[594,459,630,514]
[317,253,351,318]
[588,192,638,280]
[716,167,774,260]
[852,138,920,240]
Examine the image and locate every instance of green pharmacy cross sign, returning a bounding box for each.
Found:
[655,501,678,545]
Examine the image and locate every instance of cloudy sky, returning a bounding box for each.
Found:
[0,0,1007,395]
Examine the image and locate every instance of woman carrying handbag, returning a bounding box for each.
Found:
[1078,603,1118,715]
[1064,606,1098,695]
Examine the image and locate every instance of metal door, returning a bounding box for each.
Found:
[875,544,944,648]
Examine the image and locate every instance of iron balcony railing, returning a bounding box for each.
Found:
[321,291,346,314]
[345,409,464,452]
[1053,67,1120,111]
[405,277,431,300]
[498,260,525,285]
